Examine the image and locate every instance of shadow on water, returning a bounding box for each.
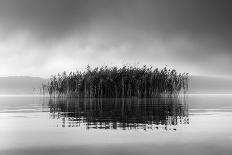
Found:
[47,97,189,130]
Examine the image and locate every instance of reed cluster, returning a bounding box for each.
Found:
[46,65,189,98]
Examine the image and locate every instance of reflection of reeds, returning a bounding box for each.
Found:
[48,97,189,130]
[45,65,189,98]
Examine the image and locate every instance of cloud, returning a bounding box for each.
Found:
[0,0,232,77]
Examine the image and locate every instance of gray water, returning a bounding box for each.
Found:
[0,95,232,155]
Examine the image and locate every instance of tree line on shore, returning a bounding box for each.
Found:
[46,65,189,98]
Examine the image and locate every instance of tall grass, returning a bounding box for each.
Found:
[46,65,189,98]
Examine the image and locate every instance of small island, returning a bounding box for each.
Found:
[46,65,189,98]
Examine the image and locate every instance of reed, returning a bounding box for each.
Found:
[46,65,189,98]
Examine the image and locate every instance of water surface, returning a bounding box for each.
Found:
[0,95,232,155]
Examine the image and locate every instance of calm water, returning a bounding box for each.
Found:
[0,95,232,155]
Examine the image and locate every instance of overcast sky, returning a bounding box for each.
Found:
[0,0,232,78]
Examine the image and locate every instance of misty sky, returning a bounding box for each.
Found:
[0,0,232,78]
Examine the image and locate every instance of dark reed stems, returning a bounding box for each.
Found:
[46,65,189,98]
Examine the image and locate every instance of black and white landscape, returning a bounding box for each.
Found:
[1,1,232,155]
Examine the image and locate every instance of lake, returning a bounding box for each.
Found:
[0,95,232,155]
